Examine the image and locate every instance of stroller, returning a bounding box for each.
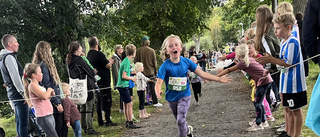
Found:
[28,108,45,137]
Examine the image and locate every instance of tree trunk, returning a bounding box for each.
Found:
[292,0,308,15]
[193,35,201,53]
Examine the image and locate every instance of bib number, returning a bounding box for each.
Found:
[168,77,187,91]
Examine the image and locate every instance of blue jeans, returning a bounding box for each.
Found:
[72,120,81,137]
[254,83,271,125]
[12,100,29,137]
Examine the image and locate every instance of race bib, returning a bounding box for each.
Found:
[168,77,187,91]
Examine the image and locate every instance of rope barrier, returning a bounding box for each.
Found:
[0,84,127,104]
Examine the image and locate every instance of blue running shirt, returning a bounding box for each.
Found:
[157,57,197,102]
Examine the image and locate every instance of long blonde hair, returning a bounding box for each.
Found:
[160,34,183,61]
[254,5,274,53]
[32,41,61,85]
[235,45,250,67]
[22,63,40,106]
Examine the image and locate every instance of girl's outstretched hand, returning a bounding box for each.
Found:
[219,74,232,83]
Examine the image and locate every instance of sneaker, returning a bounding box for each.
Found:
[248,119,256,126]
[246,124,264,131]
[199,93,202,97]
[187,125,193,137]
[261,121,269,128]
[266,115,275,121]
[87,130,100,135]
[105,121,118,127]
[276,125,286,133]
[125,121,129,128]
[145,102,152,106]
[153,102,163,107]
[278,131,290,137]
[127,121,141,129]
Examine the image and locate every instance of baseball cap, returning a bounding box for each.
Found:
[142,36,149,41]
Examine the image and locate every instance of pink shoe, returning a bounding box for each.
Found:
[266,115,275,121]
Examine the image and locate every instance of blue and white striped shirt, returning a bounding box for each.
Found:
[279,35,307,94]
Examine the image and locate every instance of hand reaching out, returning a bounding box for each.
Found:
[219,74,232,83]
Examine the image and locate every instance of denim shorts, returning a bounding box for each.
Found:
[118,87,132,103]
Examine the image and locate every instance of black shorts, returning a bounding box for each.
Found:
[282,91,307,110]
[118,87,132,103]
[129,88,133,96]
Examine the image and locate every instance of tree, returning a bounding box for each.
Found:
[209,8,223,51]
[117,0,213,50]
[0,0,117,108]
[292,0,307,15]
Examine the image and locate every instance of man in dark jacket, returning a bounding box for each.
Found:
[0,34,28,137]
[303,0,320,66]
[87,37,117,127]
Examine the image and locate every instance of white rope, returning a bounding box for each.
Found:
[0,84,126,104]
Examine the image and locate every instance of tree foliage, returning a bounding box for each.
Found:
[117,0,212,50]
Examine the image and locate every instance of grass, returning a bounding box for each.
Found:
[0,82,167,137]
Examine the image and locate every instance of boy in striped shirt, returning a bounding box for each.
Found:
[257,12,307,137]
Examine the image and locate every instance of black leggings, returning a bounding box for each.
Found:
[191,82,201,102]
[137,90,146,110]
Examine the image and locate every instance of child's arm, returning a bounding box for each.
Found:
[256,53,291,67]
[155,78,163,99]
[194,68,232,83]
[216,65,239,77]
[29,83,54,100]
[122,71,137,82]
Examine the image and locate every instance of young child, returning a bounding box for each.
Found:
[22,63,58,137]
[155,34,232,137]
[61,83,81,137]
[189,56,206,105]
[134,62,152,119]
[246,40,275,126]
[217,45,273,131]
[116,44,140,129]
[257,12,307,137]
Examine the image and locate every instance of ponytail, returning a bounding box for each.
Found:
[243,54,250,67]
[22,76,32,106]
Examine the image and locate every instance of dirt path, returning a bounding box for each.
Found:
[123,70,277,137]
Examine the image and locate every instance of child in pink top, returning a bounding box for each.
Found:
[22,63,58,137]
[217,45,273,131]
[247,40,275,122]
